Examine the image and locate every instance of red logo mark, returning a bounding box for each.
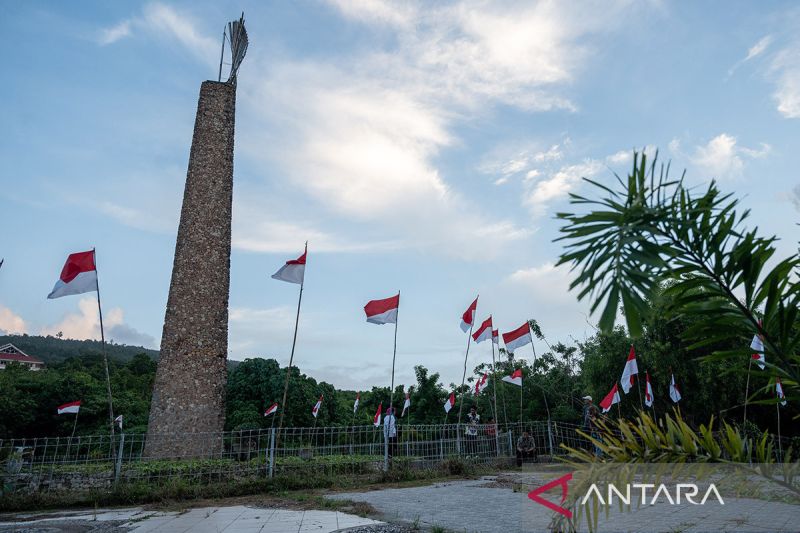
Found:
[528,472,573,518]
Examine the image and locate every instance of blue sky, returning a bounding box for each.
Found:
[1,0,799,390]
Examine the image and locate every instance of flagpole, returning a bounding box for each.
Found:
[92,249,116,442]
[499,349,510,427]
[649,371,657,422]
[277,241,307,442]
[530,342,551,424]
[70,409,80,439]
[776,401,782,463]
[350,400,357,456]
[389,291,400,414]
[457,312,476,426]
[743,357,753,428]
[490,331,500,429]
[636,372,644,413]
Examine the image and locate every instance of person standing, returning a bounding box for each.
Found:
[465,406,480,456]
[582,395,600,456]
[383,407,398,459]
[516,431,536,466]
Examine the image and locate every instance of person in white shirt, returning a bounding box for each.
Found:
[466,406,480,456]
[383,407,398,458]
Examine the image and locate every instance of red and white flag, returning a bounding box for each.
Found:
[373,402,383,427]
[364,294,399,325]
[312,395,323,418]
[460,296,478,332]
[776,377,787,406]
[472,316,493,343]
[401,391,411,417]
[502,323,532,353]
[620,345,639,394]
[57,400,81,415]
[600,383,621,413]
[353,393,360,413]
[264,402,278,417]
[492,329,499,345]
[474,373,489,395]
[502,368,523,387]
[669,374,682,403]
[271,249,306,285]
[48,251,97,299]
[644,371,654,408]
[751,334,765,370]
[444,392,456,413]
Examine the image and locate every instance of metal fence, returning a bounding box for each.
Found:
[0,421,792,496]
[0,421,583,495]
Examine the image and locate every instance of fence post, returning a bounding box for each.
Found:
[547,420,555,458]
[268,427,276,479]
[456,424,461,455]
[507,429,513,456]
[114,432,125,485]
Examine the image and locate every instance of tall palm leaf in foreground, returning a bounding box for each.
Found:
[556,151,799,400]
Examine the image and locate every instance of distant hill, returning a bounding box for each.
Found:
[0,334,242,371]
[0,334,159,365]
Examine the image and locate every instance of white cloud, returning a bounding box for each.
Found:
[245,60,532,259]
[504,261,592,337]
[770,46,800,118]
[98,21,132,45]
[97,3,218,67]
[524,160,603,217]
[95,1,640,259]
[728,35,773,77]
[97,201,177,234]
[745,35,773,61]
[326,0,417,28]
[39,298,155,347]
[141,3,218,66]
[0,306,27,335]
[232,210,400,254]
[479,141,567,187]
[691,133,770,180]
[607,150,632,165]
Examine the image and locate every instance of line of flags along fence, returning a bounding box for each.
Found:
[15,246,791,443]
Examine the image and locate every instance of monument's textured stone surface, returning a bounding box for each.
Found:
[144,81,236,458]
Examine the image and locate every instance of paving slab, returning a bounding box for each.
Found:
[0,505,383,533]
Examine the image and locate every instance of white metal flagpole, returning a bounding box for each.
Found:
[385,292,400,472]
[92,249,116,441]
[457,299,478,425]
[776,401,783,462]
[277,242,307,440]
[389,291,400,414]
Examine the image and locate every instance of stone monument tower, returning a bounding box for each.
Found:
[145,16,248,458]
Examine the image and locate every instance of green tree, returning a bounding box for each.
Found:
[556,151,800,406]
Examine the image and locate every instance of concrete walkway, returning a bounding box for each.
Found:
[329,473,800,532]
[0,506,384,532]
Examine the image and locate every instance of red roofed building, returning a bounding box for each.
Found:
[0,344,45,371]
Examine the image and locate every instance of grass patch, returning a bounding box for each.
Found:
[0,456,503,513]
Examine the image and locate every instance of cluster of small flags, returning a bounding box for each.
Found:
[750,324,788,407]
[598,346,684,414]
